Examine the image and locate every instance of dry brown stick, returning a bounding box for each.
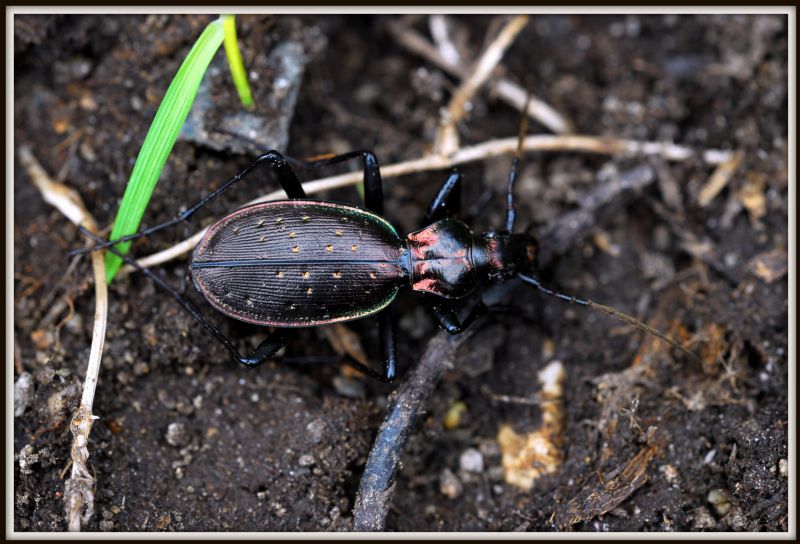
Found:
[125,134,733,274]
[352,328,478,531]
[19,146,106,532]
[435,15,530,156]
[388,18,574,135]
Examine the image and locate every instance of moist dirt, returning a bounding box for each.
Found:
[13,14,789,532]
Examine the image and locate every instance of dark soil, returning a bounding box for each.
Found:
[13,14,789,532]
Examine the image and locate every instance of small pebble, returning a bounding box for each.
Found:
[779,459,788,478]
[708,488,732,516]
[661,464,679,484]
[691,506,716,530]
[165,422,189,447]
[14,372,34,417]
[459,448,484,473]
[439,468,462,499]
[298,454,315,467]
[306,419,326,444]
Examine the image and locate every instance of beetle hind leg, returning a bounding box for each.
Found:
[69,150,305,258]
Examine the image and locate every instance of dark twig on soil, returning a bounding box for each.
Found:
[352,327,479,531]
[536,163,656,268]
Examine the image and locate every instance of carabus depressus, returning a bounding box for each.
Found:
[76,146,695,382]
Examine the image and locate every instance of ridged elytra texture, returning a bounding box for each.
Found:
[191,200,407,326]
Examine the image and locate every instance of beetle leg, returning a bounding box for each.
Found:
[378,309,398,381]
[292,150,386,214]
[505,157,520,233]
[76,225,294,368]
[69,150,305,257]
[425,297,486,335]
[424,170,462,226]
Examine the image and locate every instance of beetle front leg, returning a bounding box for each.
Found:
[423,170,462,226]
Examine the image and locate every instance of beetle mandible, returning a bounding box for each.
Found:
[76,147,695,381]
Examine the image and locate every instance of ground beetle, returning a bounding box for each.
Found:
[76,146,694,382]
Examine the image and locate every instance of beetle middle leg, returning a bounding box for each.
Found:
[293,150,400,381]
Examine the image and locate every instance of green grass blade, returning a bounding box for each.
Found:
[222,15,254,109]
[104,18,226,282]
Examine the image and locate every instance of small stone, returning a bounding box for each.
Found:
[488,466,505,482]
[333,375,365,398]
[708,488,732,516]
[459,448,484,473]
[439,468,463,499]
[14,372,34,417]
[661,464,679,484]
[298,454,315,467]
[306,419,326,444]
[779,458,788,478]
[479,439,501,458]
[165,422,189,447]
[270,501,287,517]
[36,366,55,385]
[691,506,716,530]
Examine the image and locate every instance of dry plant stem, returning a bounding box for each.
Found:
[18,146,106,532]
[127,134,733,273]
[352,329,478,531]
[388,19,574,135]
[436,15,529,156]
[697,149,744,207]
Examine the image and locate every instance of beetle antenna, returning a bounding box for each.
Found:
[505,91,532,233]
[518,273,699,363]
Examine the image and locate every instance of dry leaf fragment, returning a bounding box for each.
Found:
[747,249,788,283]
[498,361,565,490]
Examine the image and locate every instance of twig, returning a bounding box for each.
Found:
[697,149,744,207]
[126,134,733,273]
[436,15,529,156]
[537,163,656,268]
[388,18,574,135]
[352,328,478,531]
[19,146,106,532]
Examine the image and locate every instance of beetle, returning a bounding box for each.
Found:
[76,148,695,381]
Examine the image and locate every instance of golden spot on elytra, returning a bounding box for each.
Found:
[339,217,348,223]
[288,232,297,239]
[291,246,301,253]
[257,219,266,227]
[351,245,358,251]
[275,217,283,224]
[289,304,296,310]
[369,272,377,279]
[325,244,334,252]
[275,271,284,278]
[301,216,311,223]
[259,235,267,242]
[332,271,342,279]
[335,230,344,237]
[306,287,313,295]
[232,226,241,235]
[301,271,310,279]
